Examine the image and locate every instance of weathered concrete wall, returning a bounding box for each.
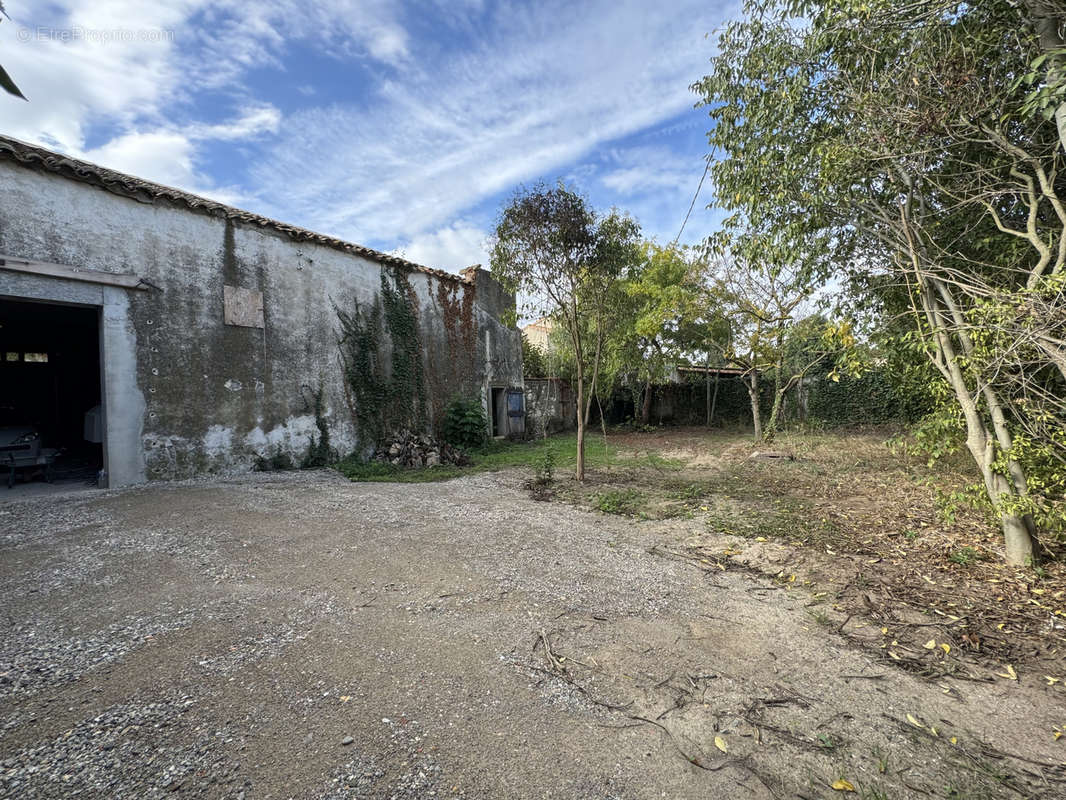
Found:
[524,378,575,438]
[0,160,521,484]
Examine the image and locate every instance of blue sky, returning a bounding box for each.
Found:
[0,0,737,272]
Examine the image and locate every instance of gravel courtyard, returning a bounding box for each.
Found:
[1,470,1063,799]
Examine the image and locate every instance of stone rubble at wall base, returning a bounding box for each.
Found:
[373,432,468,469]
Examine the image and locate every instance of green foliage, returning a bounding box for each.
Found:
[594,488,643,516]
[523,446,557,500]
[533,446,555,485]
[441,397,488,451]
[948,547,980,567]
[491,183,641,479]
[380,267,427,429]
[335,432,623,483]
[337,266,427,447]
[521,333,549,379]
[694,0,1065,561]
[302,383,336,468]
[255,446,294,472]
[808,371,917,427]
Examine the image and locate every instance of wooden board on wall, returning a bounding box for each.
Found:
[223,285,264,328]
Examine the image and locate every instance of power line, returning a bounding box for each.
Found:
[674,149,715,245]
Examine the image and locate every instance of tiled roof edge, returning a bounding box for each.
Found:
[0,135,469,285]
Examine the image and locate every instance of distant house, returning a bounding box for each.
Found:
[521,316,553,351]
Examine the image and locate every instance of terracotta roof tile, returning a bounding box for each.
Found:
[0,135,468,285]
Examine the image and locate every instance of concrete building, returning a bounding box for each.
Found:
[0,136,523,487]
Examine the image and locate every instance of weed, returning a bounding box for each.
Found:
[524,447,556,500]
[807,608,832,626]
[255,446,294,472]
[594,489,643,516]
[949,547,979,567]
[441,397,488,450]
[871,746,889,775]
[666,482,704,501]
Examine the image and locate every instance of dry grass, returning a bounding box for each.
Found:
[550,426,1066,680]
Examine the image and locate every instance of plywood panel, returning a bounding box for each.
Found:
[223,284,264,328]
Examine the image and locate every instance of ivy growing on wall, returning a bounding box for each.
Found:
[337,266,427,446]
[381,267,427,429]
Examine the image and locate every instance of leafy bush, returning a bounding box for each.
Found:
[523,447,556,500]
[441,397,488,450]
[255,446,294,471]
[522,334,549,379]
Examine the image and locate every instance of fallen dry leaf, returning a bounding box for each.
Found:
[997,664,1018,681]
[714,736,728,753]
[830,778,856,792]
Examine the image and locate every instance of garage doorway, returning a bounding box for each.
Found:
[0,299,103,488]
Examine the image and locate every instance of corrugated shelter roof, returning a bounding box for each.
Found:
[0,135,468,284]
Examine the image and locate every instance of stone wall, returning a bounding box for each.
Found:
[0,154,521,485]
[524,378,575,438]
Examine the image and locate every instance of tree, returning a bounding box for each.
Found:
[521,333,548,379]
[0,3,27,100]
[490,184,639,480]
[618,242,707,424]
[714,249,836,441]
[694,0,1065,564]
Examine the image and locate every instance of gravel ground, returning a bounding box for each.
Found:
[1,469,1064,799]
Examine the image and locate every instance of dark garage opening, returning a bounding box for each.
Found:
[0,299,103,486]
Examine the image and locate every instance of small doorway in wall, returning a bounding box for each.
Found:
[0,298,103,489]
[490,387,507,438]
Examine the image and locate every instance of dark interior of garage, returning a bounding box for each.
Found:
[0,298,102,484]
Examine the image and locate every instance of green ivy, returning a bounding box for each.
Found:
[302,382,335,468]
[337,266,428,446]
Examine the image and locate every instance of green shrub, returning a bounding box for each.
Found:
[594,488,643,515]
[441,397,488,450]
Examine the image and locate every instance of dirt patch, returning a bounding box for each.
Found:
[1,468,1064,798]
[550,427,1066,683]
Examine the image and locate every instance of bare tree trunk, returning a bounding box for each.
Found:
[1023,0,1066,154]
[575,358,585,482]
[705,352,712,427]
[765,389,784,441]
[918,278,1037,564]
[746,372,762,441]
[710,369,721,428]
[640,380,653,425]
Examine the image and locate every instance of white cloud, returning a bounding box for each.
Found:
[250,0,735,246]
[0,0,407,161]
[77,129,247,205]
[82,130,196,187]
[0,0,738,271]
[188,104,281,141]
[392,221,488,273]
[599,146,695,197]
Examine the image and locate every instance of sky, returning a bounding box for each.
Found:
[0,0,737,274]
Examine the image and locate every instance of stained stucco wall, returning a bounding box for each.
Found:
[0,161,522,484]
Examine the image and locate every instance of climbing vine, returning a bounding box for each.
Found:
[381,266,427,429]
[301,382,335,467]
[428,280,479,425]
[337,266,427,446]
